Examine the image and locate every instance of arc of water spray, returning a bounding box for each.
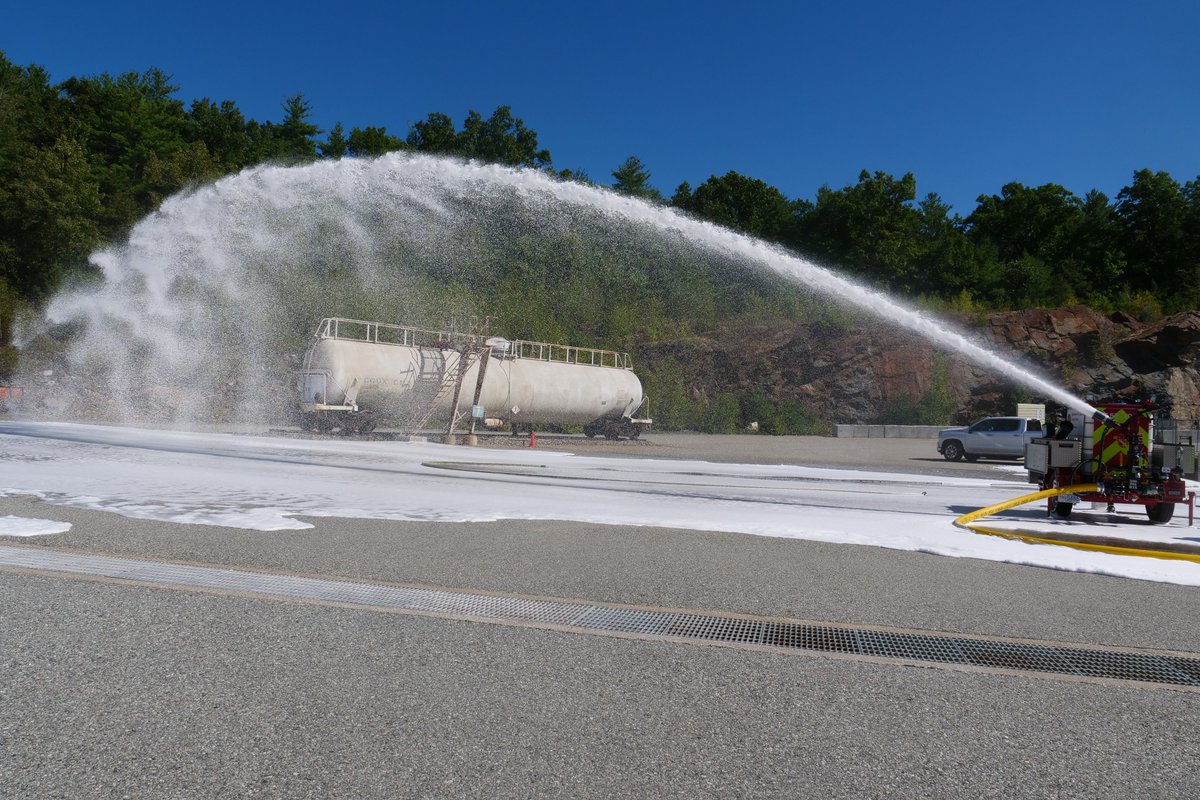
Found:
[448,158,1102,420]
[48,153,1103,425]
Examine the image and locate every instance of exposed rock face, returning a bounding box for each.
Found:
[637,307,1200,427]
[1113,312,1200,372]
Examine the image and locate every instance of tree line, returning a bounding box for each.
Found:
[2,52,1199,374]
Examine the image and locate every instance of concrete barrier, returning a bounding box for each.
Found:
[836,424,945,439]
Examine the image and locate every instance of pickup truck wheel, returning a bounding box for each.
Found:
[1146,503,1175,524]
[941,441,964,461]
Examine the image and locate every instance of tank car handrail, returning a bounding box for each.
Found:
[315,317,484,349]
[507,339,632,370]
[312,317,633,369]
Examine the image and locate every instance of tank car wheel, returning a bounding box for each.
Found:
[313,415,336,434]
[627,428,640,440]
[941,441,964,461]
[1145,503,1175,524]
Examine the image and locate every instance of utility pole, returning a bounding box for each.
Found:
[467,347,492,441]
[442,316,495,445]
[443,341,474,445]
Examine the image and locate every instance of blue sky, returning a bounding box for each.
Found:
[4,1,1197,213]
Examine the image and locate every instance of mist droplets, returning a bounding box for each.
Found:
[42,152,1096,425]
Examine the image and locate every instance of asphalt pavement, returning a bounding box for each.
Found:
[2,432,1198,799]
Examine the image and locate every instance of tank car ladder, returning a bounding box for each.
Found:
[396,346,481,435]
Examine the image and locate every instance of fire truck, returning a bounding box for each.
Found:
[1024,402,1193,523]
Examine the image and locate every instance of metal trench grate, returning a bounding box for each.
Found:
[2,544,1198,690]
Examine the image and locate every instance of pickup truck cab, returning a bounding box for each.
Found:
[937,416,1043,461]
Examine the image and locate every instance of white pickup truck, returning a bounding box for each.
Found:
[937,416,1044,462]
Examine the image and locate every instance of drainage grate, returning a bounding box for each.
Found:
[2,544,1198,691]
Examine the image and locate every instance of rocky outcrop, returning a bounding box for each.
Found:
[637,307,1200,427]
[1113,312,1200,371]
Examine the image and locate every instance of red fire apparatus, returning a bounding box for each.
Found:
[1024,402,1192,523]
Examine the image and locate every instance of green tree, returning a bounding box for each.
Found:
[408,106,550,168]
[244,94,320,164]
[793,170,924,293]
[319,121,348,159]
[550,167,592,184]
[0,55,60,171]
[188,98,251,170]
[458,106,551,168]
[58,69,192,232]
[1066,190,1125,297]
[911,192,985,297]
[611,156,663,202]
[967,183,1083,262]
[670,181,692,207]
[1115,169,1198,309]
[0,135,102,302]
[0,54,70,319]
[346,125,405,157]
[406,112,459,153]
[274,94,321,162]
[675,171,799,242]
[1184,176,1200,307]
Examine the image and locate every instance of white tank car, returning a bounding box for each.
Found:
[298,318,649,437]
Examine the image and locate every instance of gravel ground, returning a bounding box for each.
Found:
[4,492,1199,653]
[2,430,1198,799]
[433,430,1014,479]
[3,574,1197,800]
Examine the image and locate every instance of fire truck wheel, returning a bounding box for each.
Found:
[1145,503,1175,524]
[941,441,964,461]
[1051,499,1073,519]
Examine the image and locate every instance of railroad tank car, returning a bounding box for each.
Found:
[298,318,648,437]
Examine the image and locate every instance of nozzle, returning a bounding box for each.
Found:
[1091,410,1115,426]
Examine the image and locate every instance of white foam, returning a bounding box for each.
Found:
[1,422,1196,586]
[0,515,72,537]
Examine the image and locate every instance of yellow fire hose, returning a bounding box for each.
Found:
[954,483,1200,564]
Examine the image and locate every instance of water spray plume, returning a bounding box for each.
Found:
[513,169,1101,420]
[42,153,1097,424]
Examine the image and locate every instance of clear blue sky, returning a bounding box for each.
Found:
[5,1,1197,213]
